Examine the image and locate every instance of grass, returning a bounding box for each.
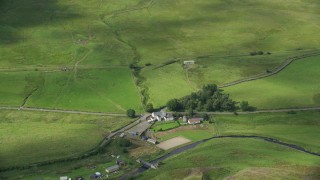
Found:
[0,68,143,113]
[224,56,320,109]
[142,63,195,107]
[0,110,133,169]
[213,111,320,153]
[2,0,320,109]
[138,138,320,179]
[155,111,320,152]
[150,121,180,132]
[0,138,141,180]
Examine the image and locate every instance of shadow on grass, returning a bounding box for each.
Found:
[0,0,81,44]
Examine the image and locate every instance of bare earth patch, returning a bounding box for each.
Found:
[157,136,191,150]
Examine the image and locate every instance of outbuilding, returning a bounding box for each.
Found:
[105,165,120,173]
[147,138,157,144]
[188,118,204,125]
[183,60,195,65]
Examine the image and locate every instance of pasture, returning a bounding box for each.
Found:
[155,111,320,152]
[1,0,320,109]
[139,138,320,179]
[0,110,133,169]
[224,56,320,109]
[0,68,143,113]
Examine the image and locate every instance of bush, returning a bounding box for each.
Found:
[127,109,136,118]
[146,103,154,113]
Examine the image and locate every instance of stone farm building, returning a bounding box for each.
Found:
[188,118,204,125]
[150,110,174,122]
[105,165,120,173]
[183,60,195,65]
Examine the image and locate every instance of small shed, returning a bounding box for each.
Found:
[119,133,125,138]
[183,60,195,65]
[60,177,68,180]
[105,165,120,173]
[183,116,187,122]
[147,138,157,144]
[188,118,204,125]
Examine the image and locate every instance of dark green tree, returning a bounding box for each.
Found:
[202,113,210,121]
[167,99,181,111]
[187,108,194,117]
[240,101,250,111]
[126,109,136,118]
[146,103,154,113]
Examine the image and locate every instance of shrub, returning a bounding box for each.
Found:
[127,109,136,118]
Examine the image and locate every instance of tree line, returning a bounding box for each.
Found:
[166,84,253,112]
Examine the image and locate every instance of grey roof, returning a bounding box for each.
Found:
[106,165,120,172]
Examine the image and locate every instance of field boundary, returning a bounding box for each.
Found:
[0,106,126,116]
[219,52,320,88]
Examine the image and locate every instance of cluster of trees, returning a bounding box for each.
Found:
[167,84,238,112]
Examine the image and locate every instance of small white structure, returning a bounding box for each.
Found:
[183,60,195,65]
[147,138,157,144]
[95,172,102,177]
[183,116,188,122]
[60,177,68,180]
[119,133,125,138]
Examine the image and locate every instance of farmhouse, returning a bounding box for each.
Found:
[188,118,204,125]
[151,110,174,122]
[105,165,120,173]
[183,60,195,65]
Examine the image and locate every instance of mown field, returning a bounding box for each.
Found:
[0,110,133,169]
[1,0,320,110]
[224,56,320,109]
[138,138,320,180]
[155,111,320,152]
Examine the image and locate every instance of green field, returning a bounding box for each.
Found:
[150,121,180,132]
[0,68,143,113]
[139,138,320,179]
[0,110,133,169]
[224,56,320,109]
[1,0,320,179]
[156,111,320,152]
[2,0,320,110]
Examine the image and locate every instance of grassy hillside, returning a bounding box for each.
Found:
[1,0,320,109]
[0,68,143,112]
[224,56,320,109]
[0,110,133,169]
[139,138,320,179]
